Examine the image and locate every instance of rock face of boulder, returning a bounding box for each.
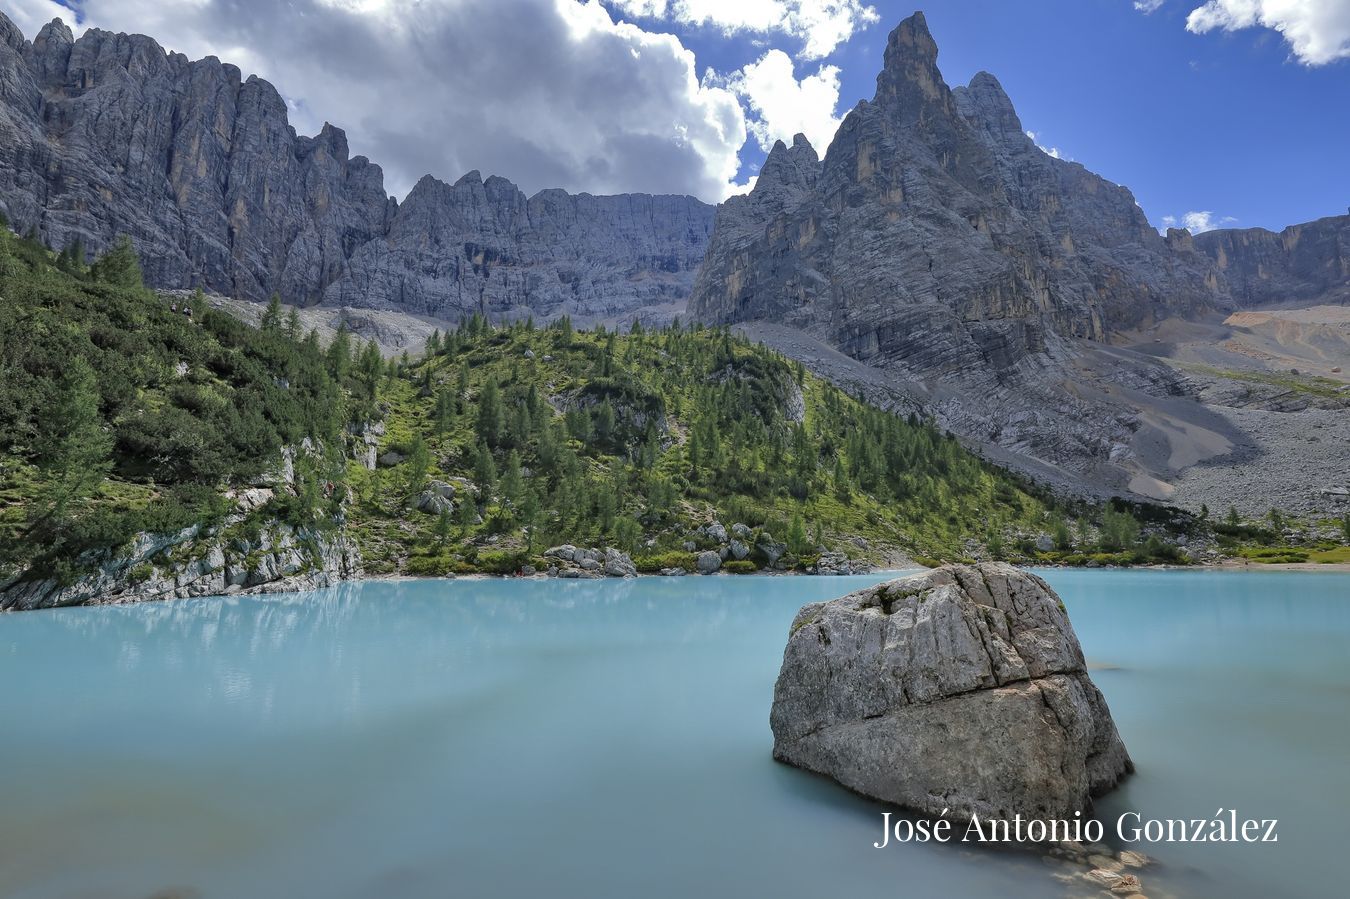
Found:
[770,563,1132,823]
[0,13,713,327]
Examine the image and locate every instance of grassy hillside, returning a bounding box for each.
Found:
[1,225,1231,587]
[347,314,1078,574]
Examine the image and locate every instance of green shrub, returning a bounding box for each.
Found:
[722,560,758,574]
[406,555,453,577]
[476,549,531,574]
[633,551,698,573]
[1238,547,1308,564]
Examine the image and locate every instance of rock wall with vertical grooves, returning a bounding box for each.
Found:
[0,13,714,325]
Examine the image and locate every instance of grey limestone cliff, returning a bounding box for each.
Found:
[1190,214,1350,308]
[0,13,713,325]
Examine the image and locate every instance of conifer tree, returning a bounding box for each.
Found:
[500,450,524,512]
[404,434,431,498]
[0,231,15,278]
[433,387,455,435]
[327,324,352,382]
[476,378,504,448]
[473,442,498,496]
[261,293,284,332]
[434,508,453,547]
[833,457,851,503]
[593,400,617,446]
[456,363,470,413]
[89,236,143,289]
[58,237,85,272]
[357,340,383,398]
[31,358,112,527]
[1052,516,1072,551]
[458,490,477,536]
[787,514,808,554]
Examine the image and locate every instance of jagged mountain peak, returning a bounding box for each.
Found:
[35,17,73,45]
[882,11,937,71]
[874,11,952,120]
[952,71,1027,148]
[758,133,820,192]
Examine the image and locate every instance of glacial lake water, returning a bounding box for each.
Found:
[1,569,1346,899]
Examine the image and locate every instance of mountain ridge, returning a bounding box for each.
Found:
[688,11,1349,510]
[0,13,713,326]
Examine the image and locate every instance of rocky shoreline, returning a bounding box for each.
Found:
[6,530,1342,612]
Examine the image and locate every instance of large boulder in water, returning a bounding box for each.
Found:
[770,563,1132,824]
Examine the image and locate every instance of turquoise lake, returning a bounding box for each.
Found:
[1,570,1346,898]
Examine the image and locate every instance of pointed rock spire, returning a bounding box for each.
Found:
[757,133,820,192]
[35,17,73,46]
[883,11,937,72]
[952,71,1027,148]
[873,11,955,122]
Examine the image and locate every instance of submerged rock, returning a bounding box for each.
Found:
[770,563,1132,824]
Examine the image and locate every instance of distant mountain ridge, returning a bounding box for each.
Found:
[0,13,713,325]
[689,12,1346,345]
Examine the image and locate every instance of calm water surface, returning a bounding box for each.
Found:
[1,570,1346,898]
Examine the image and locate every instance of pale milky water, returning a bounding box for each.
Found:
[0,570,1345,899]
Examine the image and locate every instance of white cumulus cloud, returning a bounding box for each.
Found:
[1160,210,1238,232]
[25,0,752,201]
[1025,130,1066,160]
[717,50,842,153]
[1185,0,1350,65]
[1134,0,1165,13]
[609,0,879,59]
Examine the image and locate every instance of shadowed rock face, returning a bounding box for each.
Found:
[0,14,714,325]
[771,563,1133,823]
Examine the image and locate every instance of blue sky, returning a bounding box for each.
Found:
[10,0,1349,231]
[661,0,1350,232]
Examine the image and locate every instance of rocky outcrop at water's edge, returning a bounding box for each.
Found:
[0,449,361,612]
[770,562,1132,823]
